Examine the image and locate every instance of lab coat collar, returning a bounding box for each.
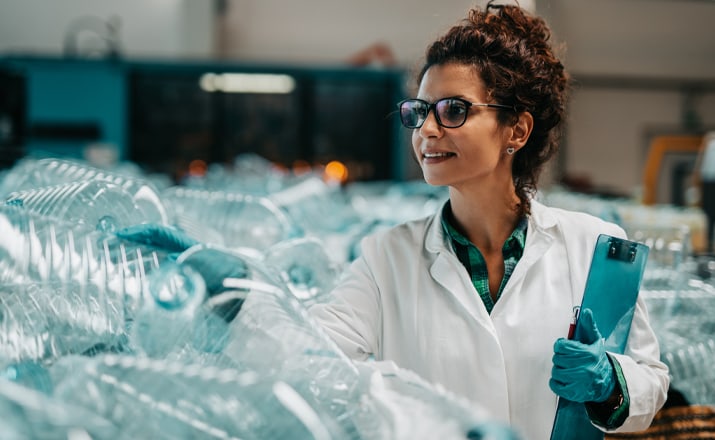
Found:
[424,197,560,323]
[424,198,559,255]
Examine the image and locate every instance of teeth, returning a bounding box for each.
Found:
[424,152,452,158]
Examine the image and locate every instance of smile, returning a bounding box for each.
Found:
[423,152,455,159]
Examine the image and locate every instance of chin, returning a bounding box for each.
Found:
[422,174,452,187]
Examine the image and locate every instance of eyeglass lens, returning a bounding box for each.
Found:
[399,99,470,129]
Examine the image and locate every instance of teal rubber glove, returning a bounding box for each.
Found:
[549,308,616,403]
[115,223,199,253]
[179,247,250,323]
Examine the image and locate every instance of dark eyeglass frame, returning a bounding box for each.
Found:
[397,97,515,129]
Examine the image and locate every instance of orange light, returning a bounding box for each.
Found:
[324,160,348,184]
[188,159,208,177]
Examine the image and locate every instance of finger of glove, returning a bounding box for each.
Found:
[116,224,197,253]
[549,377,594,402]
[115,223,160,241]
[181,248,250,294]
[577,308,602,345]
[553,338,600,368]
[154,228,198,252]
[551,361,597,386]
[552,354,614,401]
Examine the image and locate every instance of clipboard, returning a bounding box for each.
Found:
[550,234,649,440]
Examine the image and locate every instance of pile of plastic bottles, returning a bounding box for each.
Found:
[0,155,523,439]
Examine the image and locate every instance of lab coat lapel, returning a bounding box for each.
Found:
[505,228,555,290]
[503,200,559,289]
[424,214,496,334]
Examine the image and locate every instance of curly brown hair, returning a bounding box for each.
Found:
[417,2,569,215]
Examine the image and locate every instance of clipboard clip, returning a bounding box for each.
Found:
[607,237,638,263]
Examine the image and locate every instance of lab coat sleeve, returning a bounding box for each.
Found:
[308,236,382,361]
[604,296,670,433]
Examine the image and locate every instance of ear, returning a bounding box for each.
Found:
[508,111,534,152]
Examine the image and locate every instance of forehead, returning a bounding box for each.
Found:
[417,63,486,101]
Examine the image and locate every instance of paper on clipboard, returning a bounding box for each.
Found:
[550,234,649,440]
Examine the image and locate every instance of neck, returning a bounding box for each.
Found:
[448,184,522,253]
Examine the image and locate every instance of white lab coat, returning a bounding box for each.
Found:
[310,199,669,440]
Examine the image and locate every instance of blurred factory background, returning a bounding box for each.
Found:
[0,0,714,196]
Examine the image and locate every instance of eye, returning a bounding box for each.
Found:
[415,104,429,117]
[445,100,467,118]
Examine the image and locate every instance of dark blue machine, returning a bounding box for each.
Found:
[0,55,409,182]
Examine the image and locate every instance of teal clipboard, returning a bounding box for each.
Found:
[550,234,649,440]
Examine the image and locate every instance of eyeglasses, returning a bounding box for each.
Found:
[397,97,514,129]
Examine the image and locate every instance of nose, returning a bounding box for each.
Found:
[418,108,443,137]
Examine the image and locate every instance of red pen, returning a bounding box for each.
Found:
[567,306,580,340]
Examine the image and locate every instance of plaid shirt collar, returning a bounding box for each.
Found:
[440,200,528,313]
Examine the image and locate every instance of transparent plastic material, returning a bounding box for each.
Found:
[182,153,290,196]
[626,223,691,272]
[0,281,127,363]
[129,262,229,358]
[0,156,535,439]
[0,377,118,439]
[359,361,517,439]
[0,205,81,284]
[268,175,361,234]
[1,361,54,395]
[0,205,160,296]
[641,283,715,405]
[0,206,169,363]
[162,187,296,250]
[263,236,341,305]
[663,338,715,405]
[173,244,383,438]
[0,157,168,224]
[52,354,356,440]
[5,180,147,232]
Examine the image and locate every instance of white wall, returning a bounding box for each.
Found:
[540,0,715,194]
[220,0,478,66]
[0,0,214,59]
[540,0,715,78]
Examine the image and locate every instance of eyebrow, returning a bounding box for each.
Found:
[415,95,469,102]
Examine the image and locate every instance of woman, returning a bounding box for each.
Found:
[309,3,669,439]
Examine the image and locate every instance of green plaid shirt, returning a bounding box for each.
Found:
[441,201,527,314]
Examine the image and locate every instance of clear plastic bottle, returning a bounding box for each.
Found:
[663,338,715,405]
[129,261,214,358]
[0,373,118,439]
[0,205,159,297]
[52,354,349,440]
[162,187,297,250]
[263,236,341,305]
[268,175,360,235]
[5,180,148,232]
[192,246,375,438]
[1,360,54,395]
[0,281,127,363]
[0,157,168,224]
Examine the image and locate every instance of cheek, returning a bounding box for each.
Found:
[411,130,422,155]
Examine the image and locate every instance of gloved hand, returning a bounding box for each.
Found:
[549,308,616,403]
[178,247,250,322]
[115,223,199,253]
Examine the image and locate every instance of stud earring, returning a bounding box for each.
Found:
[506,147,515,155]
